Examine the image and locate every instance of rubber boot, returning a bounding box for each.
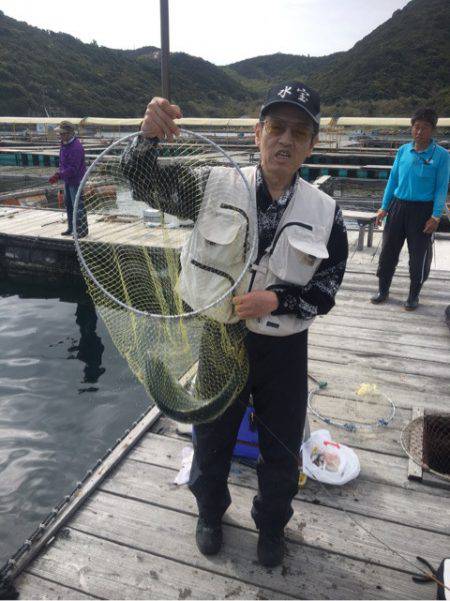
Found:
[195,517,223,556]
[257,530,285,567]
[370,277,391,304]
[404,282,422,311]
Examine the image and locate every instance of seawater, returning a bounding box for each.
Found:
[0,279,150,566]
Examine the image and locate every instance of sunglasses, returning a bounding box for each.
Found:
[261,118,313,142]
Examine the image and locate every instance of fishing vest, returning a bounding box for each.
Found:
[178,165,336,336]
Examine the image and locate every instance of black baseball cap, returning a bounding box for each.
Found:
[260,81,321,125]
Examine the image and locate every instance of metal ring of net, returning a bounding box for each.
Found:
[308,382,396,432]
[401,413,450,482]
[72,130,257,423]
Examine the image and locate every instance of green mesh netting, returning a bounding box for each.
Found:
[73,130,256,423]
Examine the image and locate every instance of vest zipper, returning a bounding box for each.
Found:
[220,203,250,259]
[190,259,235,287]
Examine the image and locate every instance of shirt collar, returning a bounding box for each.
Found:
[256,164,298,207]
[409,139,435,154]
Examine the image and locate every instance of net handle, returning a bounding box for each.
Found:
[73,129,257,320]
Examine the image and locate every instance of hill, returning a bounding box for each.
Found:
[0,12,255,117]
[0,0,449,118]
[226,0,450,116]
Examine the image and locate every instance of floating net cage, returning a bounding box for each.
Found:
[73,130,257,423]
[308,381,396,432]
[333,178,387,212]
[401,412,450,481]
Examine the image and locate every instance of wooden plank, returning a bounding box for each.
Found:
[343,265,450,284]
[0,207,190,249]
[308,344,450,381]
[309,348,450,396]
[99,456,450,573]
[322,302,450,330]
[338,284,449,304]
[137,429,450,497]
[68,491,429,599]
[309,330,448,365]
[129,434,450,533]
[311,321,449,351]
[308,359,450,411]
[0,214,66,237]
[346,264,450,282]
[407,407,424,481]
[309,372,450,418]
[335,294,447,318]
[16,573,96,600]
[20,528,288,600]
[0,209,49,234]
[15,572,95,600]
[341,273,449,298]
[313,312,450,341]
[343,210,377,221]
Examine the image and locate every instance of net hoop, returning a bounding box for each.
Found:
[73,129,256,320]
[308,385,396,432]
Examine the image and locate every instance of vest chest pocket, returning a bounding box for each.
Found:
[177,207,249,323]
[194,206,249,267]
[269,222,329,286]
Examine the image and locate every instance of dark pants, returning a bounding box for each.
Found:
[377,199,433,288]
[188,328,308,533]
[64,184,88,234]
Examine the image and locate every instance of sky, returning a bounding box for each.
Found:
[0,0,411,65]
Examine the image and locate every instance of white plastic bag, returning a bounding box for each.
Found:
[174,446,194,485]
[301,429,360,485]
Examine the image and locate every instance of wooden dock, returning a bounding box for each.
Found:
[3,228,447,598]
[0,206,191,280]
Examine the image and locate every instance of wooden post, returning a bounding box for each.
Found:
[407,407,424,481]
[160,0,171,101]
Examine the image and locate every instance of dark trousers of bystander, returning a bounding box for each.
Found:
[377,199,433,289]
[189,328,308,534]
[64,184,89,235]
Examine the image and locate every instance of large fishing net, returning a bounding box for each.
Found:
[73,131,256,423]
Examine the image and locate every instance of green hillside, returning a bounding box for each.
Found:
[226,0,450,116]
[0,0,449,118]
[0,12,255,117]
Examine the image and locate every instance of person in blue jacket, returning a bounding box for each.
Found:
[371,108,449,310]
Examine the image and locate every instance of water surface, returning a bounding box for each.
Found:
[0,280,150,566]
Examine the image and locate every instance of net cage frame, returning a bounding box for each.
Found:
[400,412,450,482]
[72,129,257,320]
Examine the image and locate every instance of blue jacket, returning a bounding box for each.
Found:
[381,141,449,218]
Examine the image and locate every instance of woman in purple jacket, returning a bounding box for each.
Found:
[49,121,88,237]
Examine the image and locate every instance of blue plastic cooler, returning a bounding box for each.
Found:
[233,406,259,460]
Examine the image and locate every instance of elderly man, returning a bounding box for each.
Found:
[49,121,88,237]
[371,108,449,310]
[124,82,348,566]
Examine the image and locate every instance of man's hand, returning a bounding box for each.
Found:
[232,291,279,319]
[375,209,387,228]
[423,216,440,234]
[141,97,182,142]
[49,173,59,185]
